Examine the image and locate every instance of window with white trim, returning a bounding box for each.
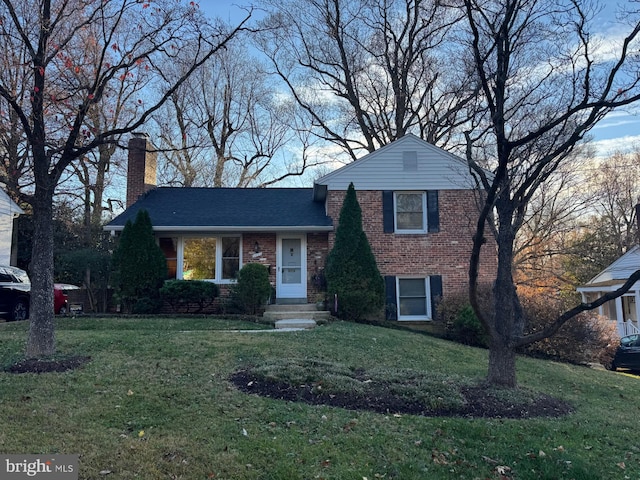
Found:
[221,237,241,280]
[394,192,427,233]
[159,235,241,282]
[397,277,431,320]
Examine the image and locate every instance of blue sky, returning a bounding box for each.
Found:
[198,0,640,158]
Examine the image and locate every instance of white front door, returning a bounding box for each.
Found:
[277,234,307,300]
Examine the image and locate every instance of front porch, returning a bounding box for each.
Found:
[576,245,640,338]
[578,285,640,337]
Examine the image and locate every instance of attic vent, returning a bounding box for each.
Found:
[403,151,418,171]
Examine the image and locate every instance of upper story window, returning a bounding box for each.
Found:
[394,192,427,233]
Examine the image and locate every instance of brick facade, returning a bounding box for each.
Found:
[242,233,277,287]
[326,189,497,297]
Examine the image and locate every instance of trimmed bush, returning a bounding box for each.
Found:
[439,285,492,347]
[160,280,219,313]
[325,183,384,321]
[229,263,271,315]
[451,305,488,347]
[132,296,162,315]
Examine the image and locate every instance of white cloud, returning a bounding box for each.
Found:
[590,134,640,157]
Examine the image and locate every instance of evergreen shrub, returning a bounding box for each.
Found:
[325,183,384,321]
[160,280,219,313]
[229,263,271,314]
[111,210,167,314]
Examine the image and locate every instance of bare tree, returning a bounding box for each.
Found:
[562,149,640,284]
[586,150,640,254]
[152,38,318,187]
[513,154,592,291]
[0,18,33,204]
[257,0,474,160]
[0,0,249,357]
[462,0,640,386]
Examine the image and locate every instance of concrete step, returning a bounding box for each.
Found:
[265,303,318,312]
[263,310,330,322]
[275,318,317,330]
[263,303,330,324]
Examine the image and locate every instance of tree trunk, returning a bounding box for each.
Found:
[487,337,517,387]
[26,185,56,357]
[486,197,523,387]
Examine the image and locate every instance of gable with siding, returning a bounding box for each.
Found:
[314,134,475,191]
[587,245,640,285]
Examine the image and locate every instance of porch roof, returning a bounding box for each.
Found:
[577,279,640,293]
[577,245,640,291]
[105,187,334,233]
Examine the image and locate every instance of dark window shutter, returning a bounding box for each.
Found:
[427,190,439,233]
[430,275,443,320]
[383,191,394,233]
[385,275,397,320]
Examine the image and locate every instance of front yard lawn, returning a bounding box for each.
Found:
[0,317,638,479]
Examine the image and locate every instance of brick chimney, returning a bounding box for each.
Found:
[126,133,157,208]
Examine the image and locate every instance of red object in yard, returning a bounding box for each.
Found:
[54,283,80,314]
[54,285,68,314]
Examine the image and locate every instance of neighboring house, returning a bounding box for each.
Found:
[0,184,23,266]
[577,245,640,337]
[105,134,497,323]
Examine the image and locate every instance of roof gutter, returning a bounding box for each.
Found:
[104,225,334,234]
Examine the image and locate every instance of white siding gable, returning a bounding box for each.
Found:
[315,134,475,191]
[588,245,640,284]
[0,189,22,265]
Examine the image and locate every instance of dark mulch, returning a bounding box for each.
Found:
[230,370,573,419]
[5,356,91,374]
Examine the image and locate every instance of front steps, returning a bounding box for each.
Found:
[263,303,330,329]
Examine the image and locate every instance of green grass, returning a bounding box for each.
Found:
[0,317,639,479]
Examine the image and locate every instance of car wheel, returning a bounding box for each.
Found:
[11,299,28,322]
[58,305,67,315]
[610,361,617,372]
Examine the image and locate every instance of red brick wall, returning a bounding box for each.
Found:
[242,233,277,286]
[126,136,157,208]
[308,232,330,299]
[326,189,497,296]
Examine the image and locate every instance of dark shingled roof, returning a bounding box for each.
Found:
[105,187,333,231]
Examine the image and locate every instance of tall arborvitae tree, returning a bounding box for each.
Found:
[111,210,167,314]
[325,183,384,320]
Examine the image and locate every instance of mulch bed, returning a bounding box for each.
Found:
[230,370,574,419]
[5,356,91,374]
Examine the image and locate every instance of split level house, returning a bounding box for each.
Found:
[105,133,497,324]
